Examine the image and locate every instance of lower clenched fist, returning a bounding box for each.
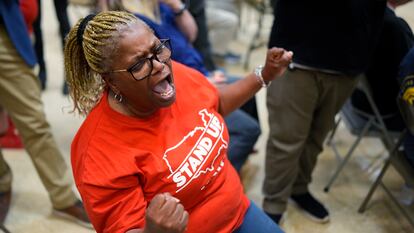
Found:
[144,193,189,233]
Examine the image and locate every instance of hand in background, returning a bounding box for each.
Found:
[207,70,228,87]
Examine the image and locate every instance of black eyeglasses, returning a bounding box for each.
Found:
[107,38,172,81]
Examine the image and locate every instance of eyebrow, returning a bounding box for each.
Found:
[130,40,158,62]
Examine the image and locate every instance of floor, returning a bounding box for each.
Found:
[1,1,414,232]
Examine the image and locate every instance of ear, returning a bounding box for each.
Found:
[101,72,110,83]
[101,74,119,94]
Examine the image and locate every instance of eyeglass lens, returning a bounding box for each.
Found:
[129,39,171,81]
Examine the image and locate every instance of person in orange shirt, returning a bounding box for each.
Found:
[64,11,292,233]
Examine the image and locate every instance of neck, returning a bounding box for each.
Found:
[108,90,156,118]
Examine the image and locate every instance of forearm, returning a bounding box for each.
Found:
[218,73,262,116]
[216,47,293,116]
[96,0,108,11]
[162,0,198,43]
[175,11,198,43]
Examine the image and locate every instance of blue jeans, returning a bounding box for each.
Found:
[225,110,261,172]
[234,202,284,233]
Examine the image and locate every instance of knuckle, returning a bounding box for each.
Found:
[183,211,189,221]
[176,204,184,212]
[164,222,172,228]
[164,222,177,230]
[146,210,154,218]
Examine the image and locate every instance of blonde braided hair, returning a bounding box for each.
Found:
[64,11,139,115]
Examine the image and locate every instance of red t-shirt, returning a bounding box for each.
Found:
[71,61,250,233]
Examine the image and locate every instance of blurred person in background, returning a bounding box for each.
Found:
[33,0,71,93]
[263,0,386,224]
[351,0,413,130]
[0,0,39,150]
[0,0,91,229]
[187,0,260,123]
[397,46,414,206]
[205,0,241,64]
[352,0,414,208]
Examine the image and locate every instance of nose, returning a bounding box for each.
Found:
[152,57,165,73]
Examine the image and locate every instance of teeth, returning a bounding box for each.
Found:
[160,89,173,97]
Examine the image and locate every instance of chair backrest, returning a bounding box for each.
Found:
[353,76,413,187]
[341,76,402,148]
[341,100,377,136]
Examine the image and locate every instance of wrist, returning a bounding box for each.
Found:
[173,2,186,16]
[254,65,271,88]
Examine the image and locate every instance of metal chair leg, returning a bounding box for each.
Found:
[326,117,341,146]
[324,118,373,192]
[380,182,414,227]
[326,117,342,162]
[358,131,406,213]
[0,225,10,233]
[358,158,391,214]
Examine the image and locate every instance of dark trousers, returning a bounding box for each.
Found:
[33,0,70,90]
[404,131,414,169]
[188,0,217,71]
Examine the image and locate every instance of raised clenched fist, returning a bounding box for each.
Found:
[144,193,189,233]
[261,47,293,83]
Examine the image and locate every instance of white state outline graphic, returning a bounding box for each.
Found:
[163,109,228,193]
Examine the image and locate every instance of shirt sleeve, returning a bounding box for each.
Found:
[78,153,147,233]
[160,3,175,24]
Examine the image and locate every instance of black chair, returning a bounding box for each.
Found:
[359,84,414,227]
[325,77,402,192]
[326,76,414,227]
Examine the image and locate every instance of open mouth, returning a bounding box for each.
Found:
[152,74,175,99]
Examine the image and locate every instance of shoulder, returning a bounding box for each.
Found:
[72,142,145,189]
[171,61,219,109]
[71,109,143,186]
[172,61,213,88]
[385,13,411,32]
